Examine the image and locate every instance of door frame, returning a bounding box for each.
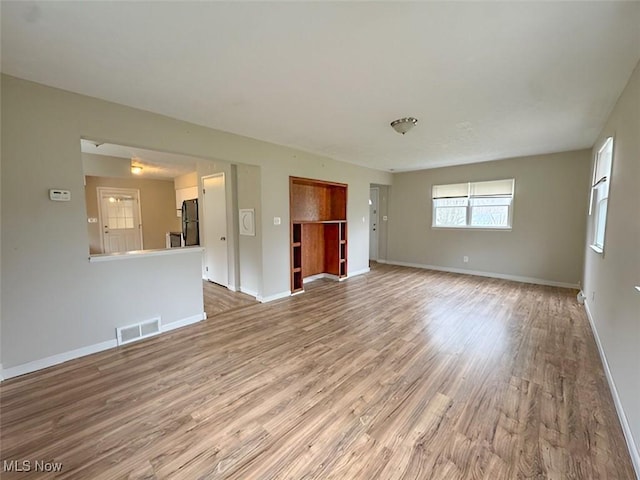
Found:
[201,172,229,287]
[96,186,143,254]
[369,186,379,261]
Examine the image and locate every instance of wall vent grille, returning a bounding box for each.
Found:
[116,317,161,346]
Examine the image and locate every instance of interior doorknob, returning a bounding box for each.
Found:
[220,236,226,241]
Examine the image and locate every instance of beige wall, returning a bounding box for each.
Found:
[237,164,263,296]
[85,176,180,254]
[0,81,2,370]
[0,74,390,369]
[387,150,591,286]
[174,172,198,190]
[583,61,640,465]
[82,152,131,178]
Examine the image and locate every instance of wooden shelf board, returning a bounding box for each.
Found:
[293,267,302,272]
[292,242,301,247]
[289,176,347,189]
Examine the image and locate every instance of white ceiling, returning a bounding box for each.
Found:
[80,139,198,180]
[3,2,640,172]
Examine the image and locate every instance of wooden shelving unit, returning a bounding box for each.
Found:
[291,223,303,291]
[290,177,347,293]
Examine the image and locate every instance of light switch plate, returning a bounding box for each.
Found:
[273,217,281,225]
[383,215,388,221]
[88,217,98,223]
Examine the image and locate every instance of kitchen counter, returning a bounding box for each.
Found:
[89,246,204,263]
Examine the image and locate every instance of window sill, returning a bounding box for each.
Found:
[589,244,604,254]
[432,226,512,232]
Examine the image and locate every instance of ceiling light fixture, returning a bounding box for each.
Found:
[131,165,143,175]
[390,117,418,135]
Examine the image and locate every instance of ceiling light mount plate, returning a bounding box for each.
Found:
[390,117,418,135]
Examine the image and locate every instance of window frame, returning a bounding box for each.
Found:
[589,136,614,254]
[431,179,515,231]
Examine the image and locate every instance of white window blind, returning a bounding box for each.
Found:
[590,137,613,252]
[432,179,515,229]
[432,183,469,199]
[594,138,613,186]
[468,179,514,197]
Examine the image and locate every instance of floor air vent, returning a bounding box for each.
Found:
[116,318,161,346]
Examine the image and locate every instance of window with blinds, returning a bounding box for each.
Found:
[589,137,613,253]
[432,179,515,229]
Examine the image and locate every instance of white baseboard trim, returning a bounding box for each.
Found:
[1,312,207,381]
[0,365,4,382]
[347,267,370,278]
[584,301,640,477]
[227,285,238,292]
[257,291,291,303]
[240,287,258,298]
[161,312,206,333]
[384,260,579,289]
[301,268,370,285]
[303,273,340,284]
[376,259,388,264]
[2,339,118,380]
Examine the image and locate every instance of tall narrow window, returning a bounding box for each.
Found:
[590,137,613,253]
[432,179,515,229]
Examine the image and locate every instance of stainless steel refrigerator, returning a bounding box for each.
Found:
[181,199,200,246]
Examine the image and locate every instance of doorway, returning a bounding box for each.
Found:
[202,173,229,287]
[369,187,379,261]
[97,187,143,253]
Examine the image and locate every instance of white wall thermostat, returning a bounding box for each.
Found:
[49,189,71,202]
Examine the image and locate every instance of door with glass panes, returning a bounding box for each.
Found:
[97,187,143,253]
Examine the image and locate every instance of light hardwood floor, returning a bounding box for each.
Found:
[203,280,257,318]
[0,264,635,479]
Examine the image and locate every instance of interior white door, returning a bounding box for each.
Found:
[203,173,228,286]
[98,187,143,253]
[369,187,379,260]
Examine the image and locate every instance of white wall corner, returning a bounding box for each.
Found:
[347,267,370,278]
[385,260,579,289]
[584,301,640,477]
[258,291,291,303]
[240,287,259,298]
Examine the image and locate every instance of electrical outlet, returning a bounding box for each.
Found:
[463,256,469,263]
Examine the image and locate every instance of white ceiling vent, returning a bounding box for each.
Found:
[116,317,161,346]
